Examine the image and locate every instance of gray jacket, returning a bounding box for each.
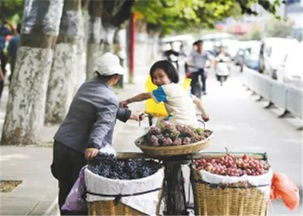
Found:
[54,78,131,153]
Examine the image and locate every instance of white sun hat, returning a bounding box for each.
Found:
[94,52,126,76]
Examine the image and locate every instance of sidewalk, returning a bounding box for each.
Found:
[0,65,302,215]
[0,83,58,215]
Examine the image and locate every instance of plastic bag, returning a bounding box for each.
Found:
[145,75,191,117]
[145,75,168,117]
[99,144,116,156]
[182,77,192,90]
[270,172,300,210]
[62,166,87,212]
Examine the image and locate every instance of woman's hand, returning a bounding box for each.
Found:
[84,148,99,160]
[201,113,209,122]
[119,100,129,108]
[129,111,147,121]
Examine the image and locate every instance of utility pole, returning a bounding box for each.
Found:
[283,0,288,20]
[128,13,135,83]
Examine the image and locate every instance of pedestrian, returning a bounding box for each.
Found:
[51,52,141,215]
[184,41,198,78]
[0,59,4,95]
[8,23,21,82]
[0,20,14,100]
[163,42,180,71]
[187,40,213,97]
[120,60,209,128]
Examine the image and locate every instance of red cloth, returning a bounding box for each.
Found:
[270,172,300,210]
[185,72,192,79]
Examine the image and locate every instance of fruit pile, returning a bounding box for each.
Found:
[143,121,211,146]
[88,154,161,180]
[194,154,270,176]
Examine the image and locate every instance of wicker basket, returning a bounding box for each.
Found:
[87,190,163,216]
[85,154,164,216]
[191,153,271,216]
[88,201,144,216]
[135,130,213,156]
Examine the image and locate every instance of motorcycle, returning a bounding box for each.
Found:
[215,55,230,86]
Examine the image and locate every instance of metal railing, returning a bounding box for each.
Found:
[242,68,303,120]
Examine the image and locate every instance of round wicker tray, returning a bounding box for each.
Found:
[135,130,213,156]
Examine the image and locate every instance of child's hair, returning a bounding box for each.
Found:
[149,60,179,83]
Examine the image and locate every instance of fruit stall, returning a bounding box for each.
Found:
[70,120,299,215]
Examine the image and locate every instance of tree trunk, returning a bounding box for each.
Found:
[86,0,103,80]
[1,0,63,145]
[74,7,86,94]
[45,0,82,124]
[101,25,115,53]
[72,0,88,92]
[113,27,124,87]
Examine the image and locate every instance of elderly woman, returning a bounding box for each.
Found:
[51,52,140,215]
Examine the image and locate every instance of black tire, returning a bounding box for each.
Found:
[220,76,224,86]
[216,74,220,81]
[192,82,201,98]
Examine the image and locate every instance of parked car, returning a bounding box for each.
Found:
[258,37,298,79]
[234,48,247,70]
[244,51,260,71]
[276,41,303,88]
[234,40,261,71]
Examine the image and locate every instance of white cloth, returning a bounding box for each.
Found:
[85,167,164,215]
[151,83,199,127]
[200,169,273,195]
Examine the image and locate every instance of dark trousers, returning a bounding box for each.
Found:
[51,141,87,215]
[0,51,7,100]
[9,57,16,82]
[190,69,207,98]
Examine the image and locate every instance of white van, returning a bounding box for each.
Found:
[276,42,303,88]
[259,37,298,79]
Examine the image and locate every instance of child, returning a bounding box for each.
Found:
[120,60,209,128]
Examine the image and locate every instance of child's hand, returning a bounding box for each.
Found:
[201,113,209,122]
[84,148,99,160]
[129,111,147,121]
[119,100,128,108]
[138,112,148,121]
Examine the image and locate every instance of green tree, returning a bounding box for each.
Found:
[133,0,280,36]
[0,0,25,23]
[266,18,293,37]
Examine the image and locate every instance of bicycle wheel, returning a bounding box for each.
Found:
[191,82,201,98]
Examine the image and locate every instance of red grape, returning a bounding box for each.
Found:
[195,154,269,176]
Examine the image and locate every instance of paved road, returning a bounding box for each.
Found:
[0,64,302,215]
[197,67,302,215]
[114,65,303,215]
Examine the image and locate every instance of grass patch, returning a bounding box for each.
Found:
[36,141,53,147]
[0,180,22,192]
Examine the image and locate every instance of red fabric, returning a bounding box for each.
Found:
[185,72,192,79]
[270,172,300,210]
